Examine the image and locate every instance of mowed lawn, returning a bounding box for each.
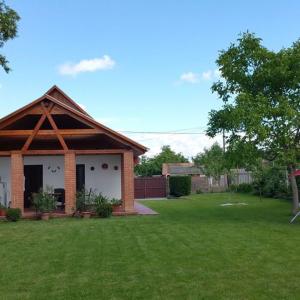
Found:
[1,194,300,300]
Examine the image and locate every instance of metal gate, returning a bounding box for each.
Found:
[134,177,167,199]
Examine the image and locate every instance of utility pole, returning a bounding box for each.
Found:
[222,129,226,153]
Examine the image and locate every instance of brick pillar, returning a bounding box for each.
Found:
[64,151,76,215]
[122,151,136,214]
[11,152,24,213]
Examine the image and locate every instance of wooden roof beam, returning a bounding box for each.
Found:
[0,129,104,136]
[41,102,68,151]
[22,103,54,151]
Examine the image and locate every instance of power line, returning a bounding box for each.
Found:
[121,131,207,135]
[118,126,208,135]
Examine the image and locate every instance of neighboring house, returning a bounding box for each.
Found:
[162,163,227,193]
[0,85,147,215]
[162,163,203,177]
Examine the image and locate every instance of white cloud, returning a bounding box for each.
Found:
[124,133,222,158]
[59,55,116,76]
[179,68,221,84]
[202,70,212,80]
[180,72,199,83]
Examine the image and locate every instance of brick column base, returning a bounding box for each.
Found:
[11,152,24,213]
[122,151,136,214]
[64,152,76,215]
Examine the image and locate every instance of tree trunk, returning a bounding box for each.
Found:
[289,165,299,215]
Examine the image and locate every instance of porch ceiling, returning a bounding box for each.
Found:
[0,134,130,151]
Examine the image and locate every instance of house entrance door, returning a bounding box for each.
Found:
[76,164,85,192]
[24,165,43,208]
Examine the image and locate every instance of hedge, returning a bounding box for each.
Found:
[169,176,191,197]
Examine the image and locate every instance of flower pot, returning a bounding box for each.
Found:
[82,212,91,218]
[41,213,51,220]
[112,205,123,213]
[0,209,6,217]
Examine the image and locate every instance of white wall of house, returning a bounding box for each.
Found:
[0,157,11,206]
[0,154,122,207]
[76,155,122,199]
[24,155,65,189]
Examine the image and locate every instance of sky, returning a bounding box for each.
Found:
[1,0,300,157]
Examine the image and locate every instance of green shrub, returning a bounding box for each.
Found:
[230,183,253,193]
[196,189,203,194]
[94,194,113,218]
[33,186,56,214]
[252,166,292,200]
[76,188,95,212]
[110,198,122,206]
[169,176,191,197]
[6,208,21,222]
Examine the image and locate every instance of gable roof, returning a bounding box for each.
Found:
[0,85,148,154]
[45,85,90,116]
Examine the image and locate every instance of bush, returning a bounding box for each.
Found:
[94,193,113,218]
[76,188,95,212]
[252,166,292,200]
[229,183,253,193]
[32,186,56,214]
[6,208,21,222]
[169,176,191,197]
[110,198,122,206]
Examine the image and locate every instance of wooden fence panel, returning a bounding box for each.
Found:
[134,177,167,199]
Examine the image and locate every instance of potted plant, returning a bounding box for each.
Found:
[0,203,7,217]
[33,186,56,220]
[111,198,123,213]
[76,188,94,218]
[94,193,113,218]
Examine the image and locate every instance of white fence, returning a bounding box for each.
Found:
[230,169,253,185]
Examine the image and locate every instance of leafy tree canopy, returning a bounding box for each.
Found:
[207,32,300,213]
[135,145,188,176]
[0,1,20,73]
[193,143,226,180]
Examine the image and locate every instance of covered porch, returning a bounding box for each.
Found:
[2,150,135,215]
[0,86,147,216]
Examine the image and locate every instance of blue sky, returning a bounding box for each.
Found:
[1,0,300,156]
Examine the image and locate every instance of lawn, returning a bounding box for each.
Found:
[1,193,300,300]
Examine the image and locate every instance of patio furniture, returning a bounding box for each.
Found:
[54,188,65,210]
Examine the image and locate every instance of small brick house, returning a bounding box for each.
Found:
[0,86,147,215]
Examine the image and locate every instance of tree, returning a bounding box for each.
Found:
[135,145,188,176]
[0,1,20,73]
[207,32,300,214]
[193,143,226,181]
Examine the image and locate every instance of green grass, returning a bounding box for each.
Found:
[1,193,300,299]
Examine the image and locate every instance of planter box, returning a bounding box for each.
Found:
[112,205,124,213]
[82,212,91,218]
[41,213,51,221]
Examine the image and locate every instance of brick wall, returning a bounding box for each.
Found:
[10,152,24,212]
[64,151,76,214]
